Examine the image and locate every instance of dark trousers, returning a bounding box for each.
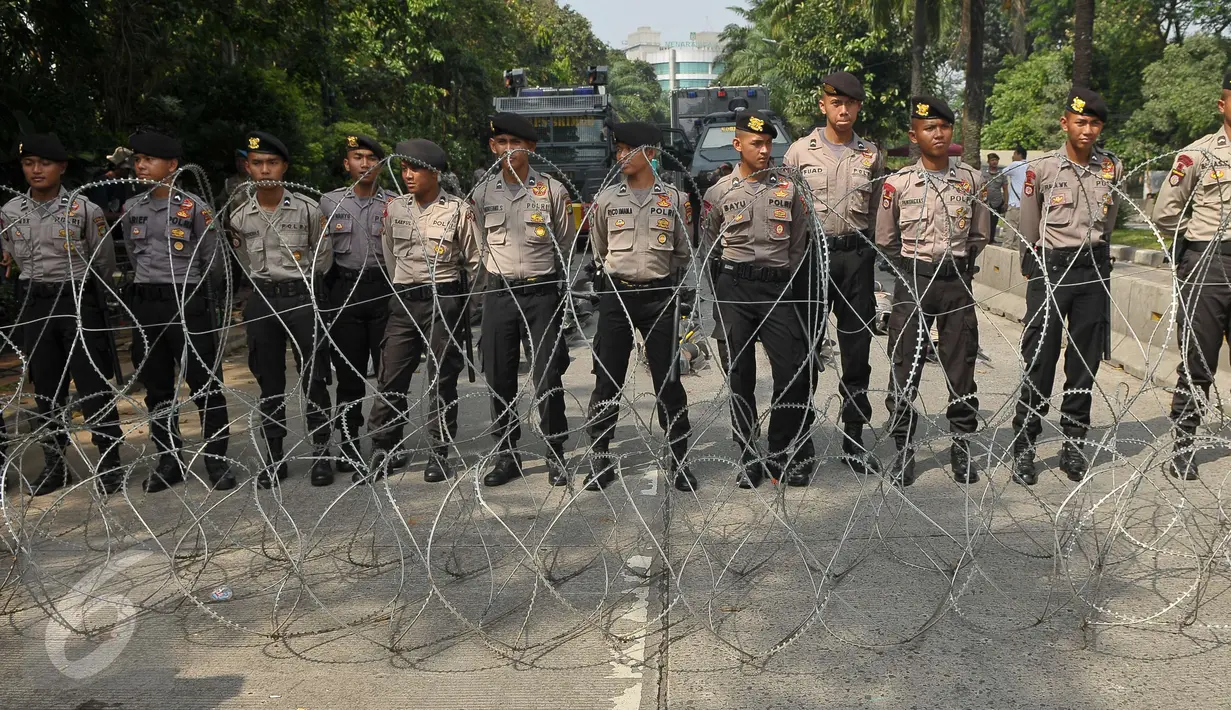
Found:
[988,210,1001,243]
[367,293,466,450]
[806,246,875,424]
[131,286,230,457]
[327,275,390,441]
[1171,248,1231,431]
[587,287,690,445]
[885,274,980,442]
[1012,265,1108,441]
[21,288,121,450]
[716,274,813,457]
[243,292,331,443]
[481,286,568,451]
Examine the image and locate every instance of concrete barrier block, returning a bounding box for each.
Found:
[1131,249,1166,267]
[1108,244,1135,263]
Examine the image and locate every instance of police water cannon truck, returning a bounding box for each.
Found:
[669,85,791,194]
[496,67,616,241]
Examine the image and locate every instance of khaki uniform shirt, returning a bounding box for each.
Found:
[1020,145,1123,248]
[783,128,883,237]
[699,169,809,268]
[470,168,575,279]
[382,190,481,285]
[591,180,692,282]
[318,186,393,270]
[227,190,330,281]
[1152,126,1231,241]
[876,160,990,262]
[1,188,114,282]
[123,189,219,284]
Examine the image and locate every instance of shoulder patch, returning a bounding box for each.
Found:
[1170,154,1193,186]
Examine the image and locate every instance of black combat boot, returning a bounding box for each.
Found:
[30,444,70,497]
[310,438,334,487]
[95,445,126,495]
[483,452,523,487]
[1011,434,1037,486]
[950,437,979,484]
[841,423,880,476]
[584,441,614,491]
[1169,429,1199,481]
[336,439,361,474]
[736,448,764,489]
[670,438,697,492]
[205,458,236,491]
[892,438,917,488]
[355,445,387,485]
[547,441,570,487]
[257,438,289,489]
[1059,439,1087,482]
[424,447,452,483]
[785,439,814,487]
[143,453,185,493]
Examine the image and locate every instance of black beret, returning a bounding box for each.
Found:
[910,95,955,124]
[820,71,865,102]
[344,134,384,159]
[1223,70,1231,92]
[245,131,289,161]
[1065,87,1108,122]
[128,131,182,160]
[611,122,662,148]
[396,139,448,172]
[489,112,539,142]
[17,134,68,162]
[735,110,778,138]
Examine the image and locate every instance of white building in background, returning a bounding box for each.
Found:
[623,27,725,91]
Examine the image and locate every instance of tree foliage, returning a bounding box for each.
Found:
[1120,35,1231,161]
[717,0,913,144]
[981,49,1072,149]
[0,0,621,190]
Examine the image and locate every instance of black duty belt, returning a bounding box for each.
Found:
[825,232,865,252]
[393,281,463,300]
[335,265,386,284]
[1181,238,1231,257]
[607,274,674,291]
[253,279,312,298]
[901,256,969,280]
[1039,243,1110,271]
[498,273,561,297]
[23,281,78,299]
[130,282,204,301]
[718,260,792,283]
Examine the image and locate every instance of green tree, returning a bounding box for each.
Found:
[981,48,1071,149]
[1119,35,1231,162]
[776,0,914,142]
[606,56,667,123]
[717,0,914,141]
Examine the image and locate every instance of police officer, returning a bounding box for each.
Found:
[227,131,334,488]
[0,134,125,495]
[1011,88,1121,486]
[123,131,233,492]
[701,110,812,488]
[875,97,989,486]
[471,113,576,487]
[783,71,884,484]
[364,139,480,484]
[1153,71,1231,481]
[319,135,395,473]
[586,122,695,492]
